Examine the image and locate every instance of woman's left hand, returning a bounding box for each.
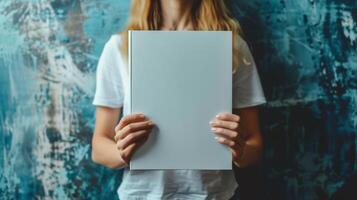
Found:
[209,112,245,166]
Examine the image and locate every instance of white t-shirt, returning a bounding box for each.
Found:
[92,34,266,200]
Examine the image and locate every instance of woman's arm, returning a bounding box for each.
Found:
[232,106,263,168]
[91,106,127,169]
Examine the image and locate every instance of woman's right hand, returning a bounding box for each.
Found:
[114,112,155,166]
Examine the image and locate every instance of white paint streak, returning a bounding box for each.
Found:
[3,0,93,198]
[341,11,357,45]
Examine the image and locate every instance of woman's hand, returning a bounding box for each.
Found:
[209,112,246,166]
[114,112,155,166]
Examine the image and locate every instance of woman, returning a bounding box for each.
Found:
[91,0,267,199]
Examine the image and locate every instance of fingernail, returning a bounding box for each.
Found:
[214,136,219,140]
[139,114,145,118]
[216,114,220,118]
[209,121,214,125]
[211,127,217,131]
[147,121,154,125]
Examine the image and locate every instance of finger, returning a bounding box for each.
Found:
[120,136,148,165]
[118,120,154,139]
[231,148,241,162]
[115,120,154,141]
[116,112,147,131]
[214,135,236,148]
[114,119,154,142]
[216,112,240,122]
[120,142,138,165]
[209,119,239,130]
[117,129,151,150]
[119,145,131,165]
[211,127,238,140]
[117,129,148,150]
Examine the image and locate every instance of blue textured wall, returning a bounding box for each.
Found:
[0,0,356,199]
[229,0,357,199]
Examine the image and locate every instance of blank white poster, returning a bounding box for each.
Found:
[128,30,232,170]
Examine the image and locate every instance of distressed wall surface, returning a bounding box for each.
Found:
[0,0,356,199]
[229,0,357,199]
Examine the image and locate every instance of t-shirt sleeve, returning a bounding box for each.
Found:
[232,36,267,109]
[92,35,124,108]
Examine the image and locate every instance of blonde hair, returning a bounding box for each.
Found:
[118,0,242,74]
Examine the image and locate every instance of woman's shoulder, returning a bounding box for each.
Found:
[236,33,249,52]
[104,32,123,49]
[235,33,256,71]
[99,33,124,58]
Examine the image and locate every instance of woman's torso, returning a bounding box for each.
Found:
[110,34,238,200]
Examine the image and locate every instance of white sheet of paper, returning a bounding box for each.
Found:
[128,30,232,170]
